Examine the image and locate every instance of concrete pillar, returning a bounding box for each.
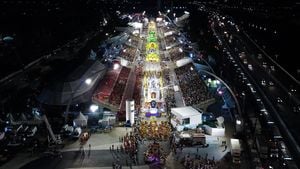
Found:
[126,100,135,124]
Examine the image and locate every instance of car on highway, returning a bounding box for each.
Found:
[278,141,293,161]
[290,88,297,93]
[276,97,283,103]
[248,64,253,70]
[269,141,279,159]
[268,81,274,86]
[270,65,275,71]
[239,52,245,58]
[250,86,257,93]
[257,53,263,59]
[293,105,300,114]
[262,62,267,68]
[261,80,266,86]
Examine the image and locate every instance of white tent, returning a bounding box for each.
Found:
[73,112,88,127]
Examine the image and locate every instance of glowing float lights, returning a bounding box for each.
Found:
[146,21,160,62]
[148,21,156,30]
[146,42,158,50]
[146,41,159,62]
[146,53,159,62]
[148,31,157,42]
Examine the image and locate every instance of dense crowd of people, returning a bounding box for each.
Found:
[181,153,217,169]
[165,35,178,46]
[133,67,143,110]
[122,132,138,157]
[165,88,176,110]
[120,44,137,62]
[127,35,139,47]
[162,69,171,86]
[109,66,131,106]
[161,69,176,109]
[93,68,120,102]
[138,121,171,141]
[175,63,212,106]
[160,26,176,33]
[144,141,167,165]
[159,53,170,62]
[169,47,186,61]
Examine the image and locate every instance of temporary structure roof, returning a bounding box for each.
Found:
[37,60,106,105]
[73,112,88,127]
[171,106,201,119]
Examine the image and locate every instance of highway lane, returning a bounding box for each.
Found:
[222,20,300,103]
[227,31,297,99]
[213,19,300,132]
[211,18,300,163]
[228,30,300,109]
[235,32,300,102]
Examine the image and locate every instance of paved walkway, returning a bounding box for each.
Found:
[0,153,40,169]
[63,127,132,152]
[66,167,149,169]
[0,127,133,169]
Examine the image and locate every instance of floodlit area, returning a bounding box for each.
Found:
[0,2,299,169]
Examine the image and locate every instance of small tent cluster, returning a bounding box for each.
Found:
[73,112,88,127]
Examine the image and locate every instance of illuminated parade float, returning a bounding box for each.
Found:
[139,21,169,166]
[142,21,165,118]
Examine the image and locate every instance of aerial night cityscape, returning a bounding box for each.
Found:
[0,0,299,169]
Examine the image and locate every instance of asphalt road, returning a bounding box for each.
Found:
[20,149,139,169]
[223,25,300,145]
[210,16,300,166]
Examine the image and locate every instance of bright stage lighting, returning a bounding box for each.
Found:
[85,78,92,85]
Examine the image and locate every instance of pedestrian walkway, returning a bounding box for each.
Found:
[66,166,149,169]
[0,152,40,169]
[63,127,133,152]
[62,142,123,152]
[0,127,133,169]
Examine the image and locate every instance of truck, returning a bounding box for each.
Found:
[230,139,241,164]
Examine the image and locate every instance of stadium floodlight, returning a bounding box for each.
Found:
[113,63,120,70]
[85,78,92,85]
[90,104,99,113]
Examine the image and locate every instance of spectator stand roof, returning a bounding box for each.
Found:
[37,60,107,105]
